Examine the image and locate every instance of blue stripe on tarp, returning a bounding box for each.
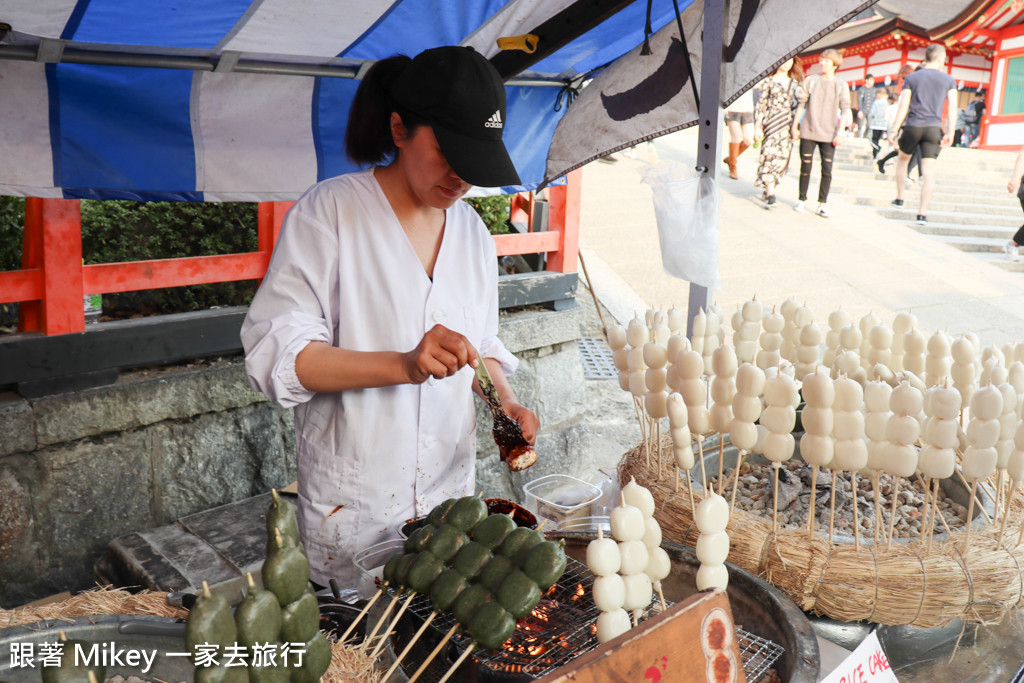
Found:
[63,187,204,202]
[341,0,509,60]
[45,63,64,189]
[501,84,566,191]
[54,64,197,195]
[314,77,362,182]
[61,0,95,40]
[66,0,253,48]
[526,0,687,77]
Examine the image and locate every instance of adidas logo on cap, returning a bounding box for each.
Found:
[484,110,503,129]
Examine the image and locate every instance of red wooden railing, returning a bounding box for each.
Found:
[0,170,581,336]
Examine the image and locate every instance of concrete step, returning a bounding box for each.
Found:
[968,250,1024,273]
[827,138,1024,270]
[831,184,1022,207]
[903,221,1016,240]
[835,144,1017,170]
[879,207,1023,228]
[832,161,1010,183]
[848,195,1023,217]
[931,234,1012,253]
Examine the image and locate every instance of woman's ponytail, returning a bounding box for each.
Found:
[344,55,413,167]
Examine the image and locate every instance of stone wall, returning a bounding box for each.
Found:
[0,303,612,608]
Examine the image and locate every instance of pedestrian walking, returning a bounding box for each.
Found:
[754,57,805,208]
[867,88,889,157]
[856,74,875,138]
[723,88,756,179]
[888,44,958,225]
[792,48,852,217]
[1003,143,1024,262]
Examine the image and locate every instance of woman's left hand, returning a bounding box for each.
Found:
[503,400,539,444]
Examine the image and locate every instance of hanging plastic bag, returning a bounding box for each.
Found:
[641,161,721,291]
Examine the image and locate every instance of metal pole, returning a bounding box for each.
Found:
[687,0,726,339]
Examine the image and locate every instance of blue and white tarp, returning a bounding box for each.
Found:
[0,0,871,202]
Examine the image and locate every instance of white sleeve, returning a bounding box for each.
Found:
[241,202,339,408]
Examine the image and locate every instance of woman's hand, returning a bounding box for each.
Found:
[503,399,540,444]
[1010,175,1021,195]
[791,123,800,140]
[403,324,474,384]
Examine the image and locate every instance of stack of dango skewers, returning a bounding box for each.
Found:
[605,297,1024,551]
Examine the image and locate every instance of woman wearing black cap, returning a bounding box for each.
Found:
[241,46,538,588]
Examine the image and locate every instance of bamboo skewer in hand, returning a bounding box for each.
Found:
[710,344,738,494]
[801,367,836,540]
[963,383,1003,553]
[833,375,867,549]
[761,371,798,531]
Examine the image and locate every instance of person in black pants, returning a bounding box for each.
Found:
[791,49,851,217]
[1004,143,1024,261]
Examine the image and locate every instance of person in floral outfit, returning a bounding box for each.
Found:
[754,57,804,208]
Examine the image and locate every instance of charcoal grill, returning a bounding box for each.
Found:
[385,546,793,682]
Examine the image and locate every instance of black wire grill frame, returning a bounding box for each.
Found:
[384,554,785,682]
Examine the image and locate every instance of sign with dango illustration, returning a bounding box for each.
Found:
[537,588,746,683]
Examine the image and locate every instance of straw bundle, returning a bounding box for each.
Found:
[620,442,1024,629]
[0,586,187,629]
[0,586,382,683]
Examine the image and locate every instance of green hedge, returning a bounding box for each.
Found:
[0,193,513,324]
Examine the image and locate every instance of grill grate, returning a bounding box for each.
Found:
[736,628,786,682]
[386,555,785,682]
[576,337,617,379]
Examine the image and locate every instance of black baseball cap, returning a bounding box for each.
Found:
[390,46,521,188]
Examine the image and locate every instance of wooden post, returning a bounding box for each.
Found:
[34,198,85,335]
[544,168,581,273]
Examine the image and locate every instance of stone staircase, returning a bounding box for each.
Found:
[828,138,1024,272]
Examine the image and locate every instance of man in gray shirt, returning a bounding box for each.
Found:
[888,44,957,225]
[856,74,875,138]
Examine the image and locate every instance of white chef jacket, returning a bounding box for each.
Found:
[241,168,518,587]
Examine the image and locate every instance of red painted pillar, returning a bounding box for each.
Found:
[17,199,44,332]
[545,169,581,273]
[257,201,292,279]
[34,198,85,335]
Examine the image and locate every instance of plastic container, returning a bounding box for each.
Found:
[523,473,602,526]
[352,538,405,599]
[555,515,611,533]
